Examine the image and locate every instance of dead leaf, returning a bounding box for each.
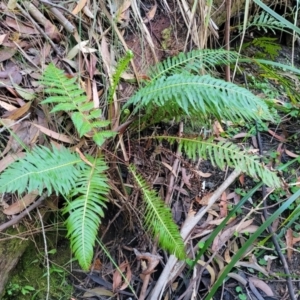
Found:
[232,132,252,139]
[72,0,88,14]
[0,34,8,45]
[248,277,274,296]
[162,161,177,177]
[116,0,131,23]
[3,190,39,215]
[83,5,94,18]
[197,260,216,286]
[134,249,160,275]
[0,152,26,172]
[213,120,224,137]
[227,273,247,286]
[224,248,231,263]
[144,2,157,23]
[82,287,114,298]
[3,102,31,120]
[194,170,212,178]
[0,47,16,62]
[219,192,227,217]
[268,129,287,142]
[239,173,245,185]
[212,219,254,251]
[285,149,299,158]
[10,121,39,152]
[31,123,75,144]
[6,17,39,34]
[89,258,102,271]
[112,261,132,291]
[7,0,17,10]
[235,260,269,277]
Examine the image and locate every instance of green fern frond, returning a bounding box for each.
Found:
[159,136,281,188]
[247,12,286,34]
[41,63,116,146]
[108,50,134,103]
[63,156,110,270]
[124,74,274,122]
[0,146,86,195]
[129,165,186,260]
[148,49,240,80]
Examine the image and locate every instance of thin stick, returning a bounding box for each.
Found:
[37,208,50,300]
[0,192,48,232]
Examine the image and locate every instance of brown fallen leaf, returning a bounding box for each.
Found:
[3,101,31,120]
[232,132,252,139]
[72,0,88,14]
[248,277,274,296]
[0,152,26,173]
[144,1,157,23]
[219,191,227,217]
[212,218,254,251]
[268,129,287,142]
[112,260,132,291]
[0,47,16,63]
[5,16,39,34]
[197,260,216,286]
[213,120,224,137]
[285,149,299,158]
[31,123,75,144]
[134,248,160,275]
[82,287,114,298]
[3,190,39,215]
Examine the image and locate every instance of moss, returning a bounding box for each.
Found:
[3,236,73,300]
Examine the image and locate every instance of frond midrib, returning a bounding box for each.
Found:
[0,158,82,191]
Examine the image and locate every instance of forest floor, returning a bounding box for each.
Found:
[1,0,300,300]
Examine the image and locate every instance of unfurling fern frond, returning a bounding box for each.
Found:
[41,64,116,146]
[158,136,281,188]
[63,156,110,270]
[0,146,86,195]
[124,74,274,123]
[148,49,240,80]
[129,165,186,260]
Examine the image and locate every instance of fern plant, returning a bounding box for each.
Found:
[0,49,283,273]
[123,48,281,188]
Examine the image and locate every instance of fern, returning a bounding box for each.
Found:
[246,12,286,34]
[124,74,274,123]
[158,136,281,188]
[129,165,186,260]
[108,50,134,103]
[63,156,110,270]
[0,146,86,195]
[243,37,281,60]
[148,49,240,81]
[41,64,116,146]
